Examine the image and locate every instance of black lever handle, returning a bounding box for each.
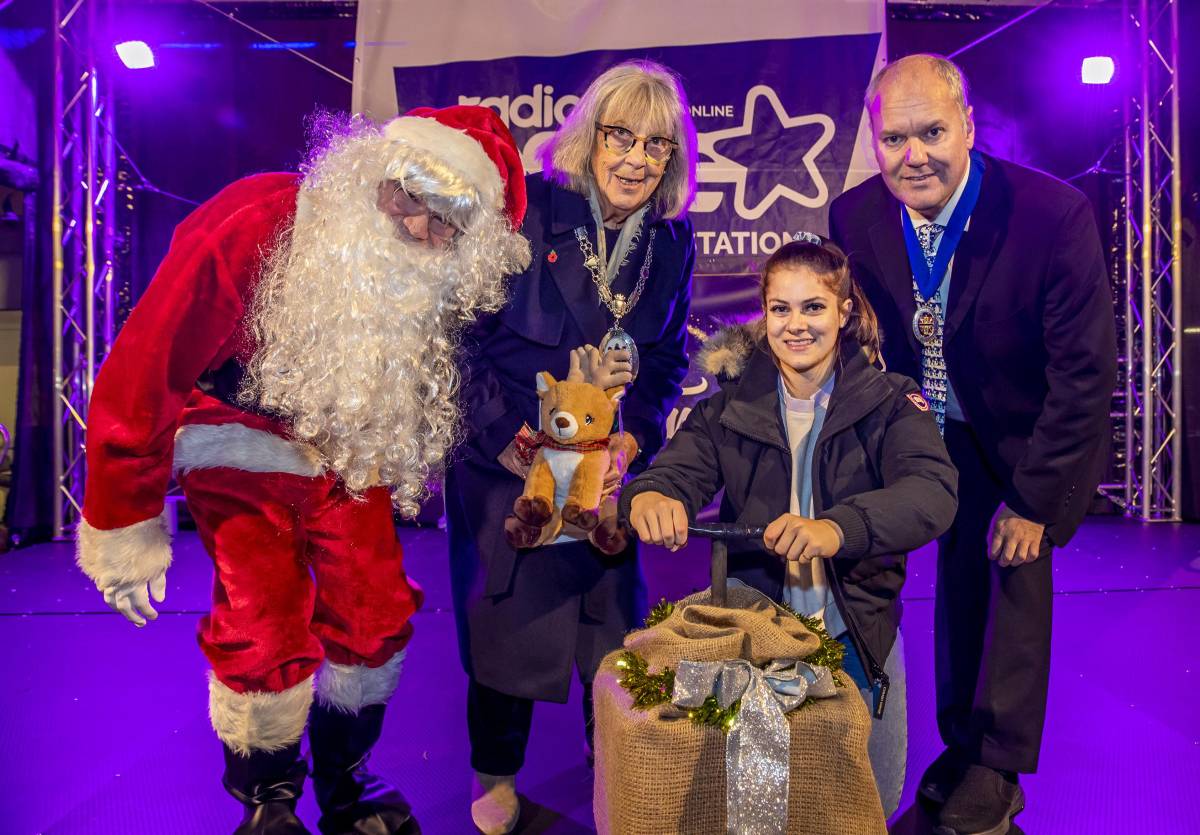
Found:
[686,524,765,607]
[620,511,766,608]
[686,522,766,541]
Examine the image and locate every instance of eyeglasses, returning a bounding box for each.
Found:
[384,183,461,240]
[595,123,678,165]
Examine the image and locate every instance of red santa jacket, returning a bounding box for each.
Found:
[77,173,309,589]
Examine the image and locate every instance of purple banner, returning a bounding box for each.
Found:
[390,34,881,434]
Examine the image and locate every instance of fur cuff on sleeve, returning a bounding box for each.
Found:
[76,510,173,590]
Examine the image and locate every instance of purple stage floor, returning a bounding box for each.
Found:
[2,516,1198,834]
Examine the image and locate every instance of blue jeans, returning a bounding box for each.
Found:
[837,630,908,817]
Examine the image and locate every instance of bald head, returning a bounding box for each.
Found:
[867,54,970,125]
[866,54,976,219]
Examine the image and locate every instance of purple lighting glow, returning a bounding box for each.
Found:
[115,40,155,69]
[1081,56,1114,84]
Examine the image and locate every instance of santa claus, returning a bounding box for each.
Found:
[74,106,529,834]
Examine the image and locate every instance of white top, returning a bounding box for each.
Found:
[779,373,845,638]
[904,167,972,421]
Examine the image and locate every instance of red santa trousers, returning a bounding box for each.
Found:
[177,454,422,753]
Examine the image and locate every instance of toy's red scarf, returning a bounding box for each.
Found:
[512,424,611,466]
[513,427,609,460]
[533,430,611,453]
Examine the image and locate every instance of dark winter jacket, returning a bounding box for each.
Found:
[620,326,958,711]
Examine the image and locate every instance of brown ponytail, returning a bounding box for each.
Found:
[760,237,882,364]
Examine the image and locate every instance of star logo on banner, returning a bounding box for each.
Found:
[697,85,835,220]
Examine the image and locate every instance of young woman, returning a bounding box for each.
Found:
[620,237,958,816]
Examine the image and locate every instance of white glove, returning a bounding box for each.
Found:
[102,571,167,627]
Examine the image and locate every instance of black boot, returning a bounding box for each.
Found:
[222,741,312,834]
[309,702,421,835]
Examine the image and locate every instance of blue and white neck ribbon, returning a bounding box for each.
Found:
[901,150,985,301]
[901,151,985,435]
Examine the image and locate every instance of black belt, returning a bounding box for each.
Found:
[196,357,278,420]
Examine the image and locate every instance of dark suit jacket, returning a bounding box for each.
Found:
[829,154,1117,545]
[445,173,694,700]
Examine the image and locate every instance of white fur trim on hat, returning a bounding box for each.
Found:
[208,672,313,756]
[173,423,325,477]
[77,509,173,590]
[383,116,504,208]
[314,650,405,714]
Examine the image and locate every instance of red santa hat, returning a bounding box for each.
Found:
[383,105,527,231]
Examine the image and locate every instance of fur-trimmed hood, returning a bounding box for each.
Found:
[696,320,765,381]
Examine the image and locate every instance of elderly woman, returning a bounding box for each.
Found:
[445,60,698,834]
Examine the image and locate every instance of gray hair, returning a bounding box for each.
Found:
[866,54,971,125]
[538,60,698,220]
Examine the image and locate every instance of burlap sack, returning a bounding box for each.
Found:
[594,583,886,834]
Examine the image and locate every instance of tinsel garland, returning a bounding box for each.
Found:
[616,597,845,731]
[777,600,846,673]
[644,598,676,628]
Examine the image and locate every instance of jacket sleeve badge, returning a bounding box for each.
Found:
[906,392,930,412]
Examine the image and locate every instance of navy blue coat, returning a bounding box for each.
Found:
[445,174,694,701]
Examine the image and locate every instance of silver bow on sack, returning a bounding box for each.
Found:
[672,658,838,835]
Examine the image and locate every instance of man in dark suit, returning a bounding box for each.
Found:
[830,54,1117,835]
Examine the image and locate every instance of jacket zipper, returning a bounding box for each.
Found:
[825,564,890,719]
[752,363,895,719]
[811,436,890,719]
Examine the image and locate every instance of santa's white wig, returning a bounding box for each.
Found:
[243,114,530,515]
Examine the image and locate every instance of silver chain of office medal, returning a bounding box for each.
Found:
[574,224,656,380]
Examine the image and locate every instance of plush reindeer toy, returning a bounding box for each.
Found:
[505,369,625,550]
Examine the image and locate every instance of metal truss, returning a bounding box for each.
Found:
[51,0,130,538]
[1099,0,1183,520]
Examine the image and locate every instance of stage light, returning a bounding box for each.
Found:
[115,40,155,69]
[1081,56,1114,85]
